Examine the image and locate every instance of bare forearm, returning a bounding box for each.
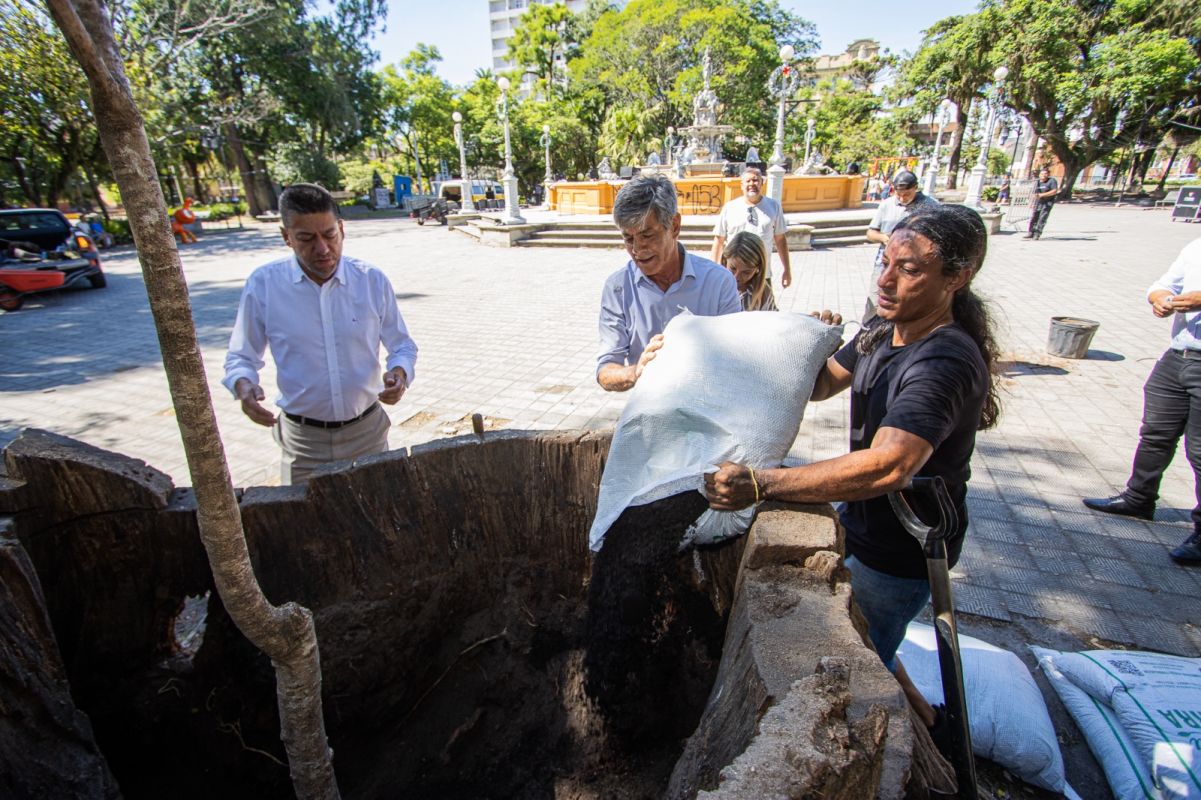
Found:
[757,447,917,504]
[710,237,724,263]
[597,363,637,392]
[865,229,888,246]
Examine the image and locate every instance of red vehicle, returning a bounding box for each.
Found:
[0,208,106,311]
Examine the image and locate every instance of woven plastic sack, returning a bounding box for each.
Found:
[588,311,842,551]
[897,624,1069,794]
[1033,647,1162,800]
[1032,647,1201,800]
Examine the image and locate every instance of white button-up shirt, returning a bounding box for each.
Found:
[1149,237,1201,352]
[223,255,418,421]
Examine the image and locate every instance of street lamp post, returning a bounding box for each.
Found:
[802,117,816,167]
[496,76,526,225]
[452,111,475,213]
[766,44,799,202]
[541,123,552,209]
[964,65,1009,208]
[923,100,953,196]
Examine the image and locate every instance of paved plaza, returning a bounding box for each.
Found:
[2,202,1199,664]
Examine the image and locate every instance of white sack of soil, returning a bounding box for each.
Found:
[897,623,1069,793]
[1033,647,1162,800]
[1032,647,1201,800]
[588,311,841,551]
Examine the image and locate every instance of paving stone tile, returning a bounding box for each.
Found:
[951,583,1011,622]
[1084,555,1154,588]
[1002,591,1044,620]
[1128,616,1200,657]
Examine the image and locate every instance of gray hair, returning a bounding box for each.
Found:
[613,174,678,230]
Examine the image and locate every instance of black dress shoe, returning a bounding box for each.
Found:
[1170,532,1201,565]
[1082,495,1155,520]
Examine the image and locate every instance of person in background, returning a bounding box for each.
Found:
[1083,237,1201,566]
[710,167,792,289]
[721,231,778,311]
[1023,167,1058,240]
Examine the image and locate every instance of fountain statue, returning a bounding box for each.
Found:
[675,49,735,170]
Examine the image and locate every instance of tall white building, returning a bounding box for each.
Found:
[488,0,590,73]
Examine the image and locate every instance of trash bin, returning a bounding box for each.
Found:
[1046,316,1100,359]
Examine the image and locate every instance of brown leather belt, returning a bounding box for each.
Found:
[284,402,378,429]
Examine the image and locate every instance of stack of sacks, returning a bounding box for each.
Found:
[1033,647,1201,800]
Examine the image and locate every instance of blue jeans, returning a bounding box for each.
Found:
[846,555,931,672]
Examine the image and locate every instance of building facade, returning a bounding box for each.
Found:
[488,0,590,74]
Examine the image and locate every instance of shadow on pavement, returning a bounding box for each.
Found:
[0,269,244,393]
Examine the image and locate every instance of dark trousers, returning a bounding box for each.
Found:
[1125,349,1201,525]
[1029,202,1054,236]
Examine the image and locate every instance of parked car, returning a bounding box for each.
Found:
[0,208,106,311]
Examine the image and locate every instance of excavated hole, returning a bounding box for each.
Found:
[77,438,742,800]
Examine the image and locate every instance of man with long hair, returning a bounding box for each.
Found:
[705,203,1000,744]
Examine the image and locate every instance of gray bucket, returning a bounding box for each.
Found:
[1047,316,1100,359]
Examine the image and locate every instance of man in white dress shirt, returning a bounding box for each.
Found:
[223,183,418,484]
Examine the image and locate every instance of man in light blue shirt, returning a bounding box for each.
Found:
[596,174,741,392]
[1083,236,1201,565]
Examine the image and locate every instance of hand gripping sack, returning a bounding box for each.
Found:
[588,311,842,551]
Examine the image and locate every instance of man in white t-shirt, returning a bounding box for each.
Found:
[710,167,792,288]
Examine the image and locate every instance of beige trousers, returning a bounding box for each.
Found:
[272,404,391,484]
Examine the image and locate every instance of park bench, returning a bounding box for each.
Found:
[1154,189,1180,208]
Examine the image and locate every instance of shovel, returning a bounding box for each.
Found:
[888,476,978,800]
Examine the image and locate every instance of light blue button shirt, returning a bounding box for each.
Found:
[597,247,741,374]
[1148,237,1201,352]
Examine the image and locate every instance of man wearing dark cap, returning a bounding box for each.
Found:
[863,169,939,320]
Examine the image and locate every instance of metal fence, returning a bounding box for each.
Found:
[1001,179,1038,229]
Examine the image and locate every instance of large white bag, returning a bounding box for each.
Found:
[897,623,1069,794]
[1033,647,1201,800]
[588,311,842,551]
[1033,647,1163,800]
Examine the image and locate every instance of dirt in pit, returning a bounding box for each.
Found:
[91,492,731,800]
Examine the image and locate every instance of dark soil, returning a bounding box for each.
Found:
[90,492,731,800]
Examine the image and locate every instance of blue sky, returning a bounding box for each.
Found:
[369,0,981,85]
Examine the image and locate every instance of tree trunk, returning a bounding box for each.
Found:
[1157,144,1181,194]
[1057,157,1084,200]
[83,165,109,221]
[223,122,270,217]
[184,157,207,203]
[8,151,44,207]
[252,153,277,211]
[945,100,970,190]
[43,2,341,798]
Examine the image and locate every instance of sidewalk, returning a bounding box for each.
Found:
[1,203,1198,663]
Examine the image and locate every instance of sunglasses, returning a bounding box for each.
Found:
[747,206,759,225]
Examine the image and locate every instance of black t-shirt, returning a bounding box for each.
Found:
[832,323,989,579]
[1036,177,1058,205]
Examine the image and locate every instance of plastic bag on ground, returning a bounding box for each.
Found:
[588,311,842,551]
[897,623,1069,793]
